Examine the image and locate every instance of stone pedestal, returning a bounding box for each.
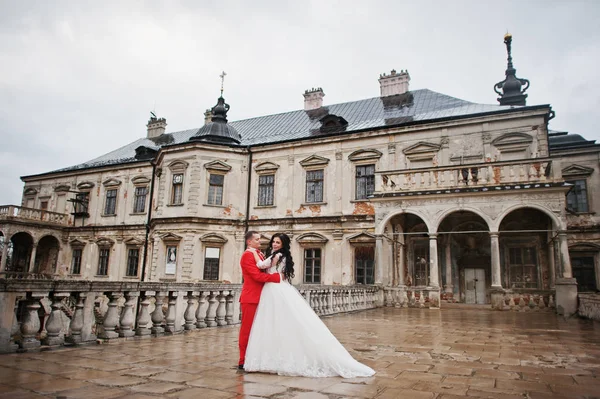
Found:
[428,288,440,309]
[555,278,578,317]
[490,288,506,311]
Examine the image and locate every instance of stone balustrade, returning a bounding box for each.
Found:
[375,158,554,194]
[383,287,440,308]
[578,293,600,321]
[490,291,555,312]
[0,279,382,353]
[0,205,69,226]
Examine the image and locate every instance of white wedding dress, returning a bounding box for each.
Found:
[244,258,375,378]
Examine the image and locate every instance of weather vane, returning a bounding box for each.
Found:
[219,71,227,96]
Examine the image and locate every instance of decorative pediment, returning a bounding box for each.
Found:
[102,178,122,187]
[69,239,87,247]
[124,237,144,246]
[569,243,600,251]
[160,232,183,242]
[204,160,232,173]
[403,142,441,155]
[131,176,151,185]
[259,234,271,248]
[96,237,115,247]
[296,232,328,246]
[54,184,71,193]
[76,181,95,190]
[562,164,594,178]
[299,155,330,168]
[491,133,533,152]
[23,187,38,196]
[168,160,189,171]
[347,232,377,246]
[200,233,228,245]
[254,162,280,174]
[348,149,383,162]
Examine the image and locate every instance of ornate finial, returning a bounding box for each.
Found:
[150,111,156,119]
[219,71,227,96]
[494,33,530,106]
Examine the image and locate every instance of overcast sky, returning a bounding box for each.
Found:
[1,0,599,205]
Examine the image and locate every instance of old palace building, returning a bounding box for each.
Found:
[1,35,599,350]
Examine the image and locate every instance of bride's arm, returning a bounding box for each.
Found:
[251,250,272,269]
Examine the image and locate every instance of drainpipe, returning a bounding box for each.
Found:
[244,146,253,236]
[141,161,157,282]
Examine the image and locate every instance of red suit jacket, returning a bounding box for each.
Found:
[239,250,280,303]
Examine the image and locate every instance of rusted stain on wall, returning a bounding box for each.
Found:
[308,205,321,215]
[223,205,232,216]
[250,215,258,220]
[353,202,375,215]
[296,205,306,214]
[286,209,293,216]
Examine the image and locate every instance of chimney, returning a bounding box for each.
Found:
[147,115,167,138]
[303,88,325,110]
[204,109,212,125]
[379,69,410,97]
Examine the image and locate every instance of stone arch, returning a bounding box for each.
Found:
[495,204,562,232]
[434,207,492,233]
[7,231,34,272]
[376,209,433,235]
[34,235,61,274]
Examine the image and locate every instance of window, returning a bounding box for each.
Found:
[571,256,597,292]
[306,169,324,203]
[165,245,177,275]
[171,174,184,205]
[508,246,537,288]
[304,248,321,283]
[355,164,375,200]
[98,248,110,276]
[413,242,429,286]
[74,192,89,215]
[355,246,375,284]
[71,248,82,274]
[40,201,48,211]
[207,174,224,205]
[104,189,117,215]
[258,174,274,206]
[566,179,589,213]
[126,248,140,277]
[203,247,220,280]
[133,186,148,213]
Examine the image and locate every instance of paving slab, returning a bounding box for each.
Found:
[0,307,598,398]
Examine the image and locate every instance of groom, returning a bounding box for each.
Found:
[238,230,281,370]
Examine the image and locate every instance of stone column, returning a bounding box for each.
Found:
[135,292,152,337]
[444,241,453,293]
[0,240,8,272]
[428,234,439,287]
[490,232,502,288]
[28,244,38,273]
[397,242,405,286]
[555,231,578,317]
[375,236,384,284]
[548,240,556,288]
[100,292,122,339]
[43,292,70,346]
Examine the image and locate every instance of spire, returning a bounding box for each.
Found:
[494,33,530,106]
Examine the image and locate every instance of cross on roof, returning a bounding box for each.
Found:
[220,71,227,96]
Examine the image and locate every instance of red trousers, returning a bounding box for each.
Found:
[238,303,258,366]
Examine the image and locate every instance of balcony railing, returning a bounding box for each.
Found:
[0,279,380,353]
[375,158,555,195]
[0,205,69,226]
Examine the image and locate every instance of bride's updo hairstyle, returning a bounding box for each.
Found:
[267,233,295,282]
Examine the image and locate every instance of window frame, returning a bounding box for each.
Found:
[305,169,324,203]
[303,247,322,284]
[354,246,375,285]
[171,173,184,205]
[207,173,225,206]
[258,174,275,207]
[203,246,221,280]
[97,247,110,276]
[71,247,83,275]
[566,179,589,213]
[103,188,118,216]
[354,164,376,200]
[133,186,148,214]
[126,247,140,277]
[506,245,539,289]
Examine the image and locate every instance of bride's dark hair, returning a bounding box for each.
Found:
[266,233,295,282]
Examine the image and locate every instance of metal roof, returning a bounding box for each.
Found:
[44,89,535,175]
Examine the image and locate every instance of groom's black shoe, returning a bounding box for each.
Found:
[237,364,244,370]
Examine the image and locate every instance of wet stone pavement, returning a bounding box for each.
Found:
[0,306,599,399]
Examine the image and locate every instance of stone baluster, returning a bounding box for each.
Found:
[151,291,165,336]
[119,292,138,338]
[429,171,434,188]
[8,297,21,351]
[226,292,235,325]
[487,165,494,184]
[184,291,197,331]
[401,289,408,307]
[136,292,152,337]
[67,293,87,344]
[478,166,487,184]
[195,291,208,328]
[164,291,178,334]
[314,291,321,315]
[216,291,228,326]
[206,291,218,327]
[500,165,506,182]
[540,162,547,181]
[100,292,123,339]
[43,292,70,346]
[538,296,546,310]
[529,164,537,181]
[317,291,324,315]
[19,293,45,350]
[467,168,474,185]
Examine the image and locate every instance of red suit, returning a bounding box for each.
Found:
[238,250,280,367]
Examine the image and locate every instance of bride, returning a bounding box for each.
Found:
[243,233,375,378]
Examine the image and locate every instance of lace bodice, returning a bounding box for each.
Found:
[257,255,286,275]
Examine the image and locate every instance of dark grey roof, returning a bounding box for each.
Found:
[548,130,600,152]
[41,89,537,176]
